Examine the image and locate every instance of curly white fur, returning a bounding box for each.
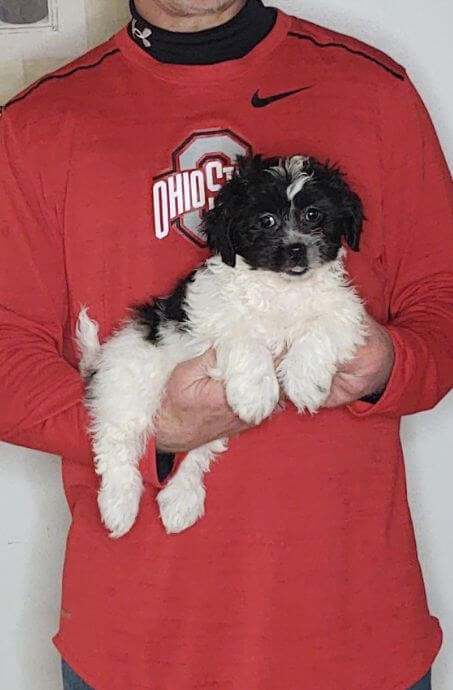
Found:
[76,250,366,538]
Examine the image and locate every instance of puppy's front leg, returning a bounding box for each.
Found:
[278,333,336,413]
[279,314,365,414]
[216,338,279,425]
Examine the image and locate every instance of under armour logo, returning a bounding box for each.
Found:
[132,19,152,48]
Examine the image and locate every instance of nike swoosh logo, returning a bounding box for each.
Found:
[251,86,312,108]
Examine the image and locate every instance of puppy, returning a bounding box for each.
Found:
[76,154,367,538]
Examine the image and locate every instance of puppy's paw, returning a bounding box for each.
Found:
[97,466,143,538]
[285,378,330,413]
[225,371,279,425]
[280,357,333,414]
[157,475,206,534]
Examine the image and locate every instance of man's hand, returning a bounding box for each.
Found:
[155,349,253,454]
[324,313,395,408]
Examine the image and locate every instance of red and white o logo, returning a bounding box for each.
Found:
[152,129,251,246]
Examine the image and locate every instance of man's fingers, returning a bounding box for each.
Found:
[324,393,351,408]
[198,347,217,368]
[324,375,354,408]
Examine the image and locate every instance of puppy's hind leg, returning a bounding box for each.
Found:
[157,438,228,534]
[86,322,173,537]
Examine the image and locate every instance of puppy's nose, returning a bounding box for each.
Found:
[287,243,307,259]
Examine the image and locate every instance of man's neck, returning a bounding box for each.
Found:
[134,0,247,32]
[129,0,277,65]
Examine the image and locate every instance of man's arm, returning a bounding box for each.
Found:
[326,75,453,415]
[0,106,95,462]
[0,107,249,482]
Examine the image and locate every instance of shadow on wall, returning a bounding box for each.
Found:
[0,0,48,24]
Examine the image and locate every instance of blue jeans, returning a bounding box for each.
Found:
[62,660,94,690]
[62,660,431,689]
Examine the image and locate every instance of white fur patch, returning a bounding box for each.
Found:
[75,306,101,379]
[266,155,313,201]
[77,248,366,537]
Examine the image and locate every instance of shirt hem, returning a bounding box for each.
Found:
[53,620,443,690]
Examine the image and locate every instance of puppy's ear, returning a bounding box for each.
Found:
[342,190,364,251]
[309,158,365,252]
[202,153,271,265]
[202,203,236,267]
[202,161,256,266]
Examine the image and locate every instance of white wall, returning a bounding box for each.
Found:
[0,1,452,689]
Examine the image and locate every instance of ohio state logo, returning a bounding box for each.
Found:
[152,129,252,246]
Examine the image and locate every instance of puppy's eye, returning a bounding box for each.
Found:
[258,213,277,229]
[304,207,321,223]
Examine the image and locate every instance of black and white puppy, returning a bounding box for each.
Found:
[76,154,367,538]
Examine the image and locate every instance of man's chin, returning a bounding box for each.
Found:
[160,0,243,17]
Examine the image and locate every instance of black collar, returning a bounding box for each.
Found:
[128,0,277,65]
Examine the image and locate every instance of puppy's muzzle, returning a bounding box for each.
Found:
[285,243,309,274]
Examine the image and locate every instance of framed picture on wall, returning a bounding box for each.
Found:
[0,0,58,32]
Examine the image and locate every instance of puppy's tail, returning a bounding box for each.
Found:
[75,307,101,380]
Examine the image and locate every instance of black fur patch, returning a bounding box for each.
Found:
[202,154,364,274]
[133,272,196,343]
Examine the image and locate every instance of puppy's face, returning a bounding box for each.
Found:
[203,155,364,277]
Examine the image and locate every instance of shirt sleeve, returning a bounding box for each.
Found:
[0,105,159,485]
[0,105,95,462]
[349,74,453,419]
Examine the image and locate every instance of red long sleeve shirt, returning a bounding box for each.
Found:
[1,11,452,690]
